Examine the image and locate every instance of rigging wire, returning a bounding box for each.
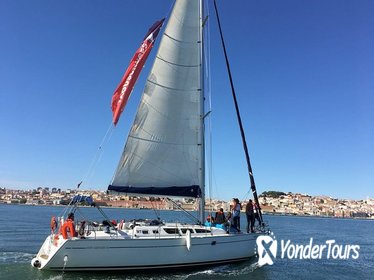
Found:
[166,198,201,225]
[213,0,264,225]
[241,190,251,203]
[57,122,114,220]
[81,122,115,189]
[74,206,90,222]
[164,0,175,20]
[150,199,161,220]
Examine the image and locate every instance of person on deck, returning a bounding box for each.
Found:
[205,214,214,227]
[225,212,232,233]
[231,198,241,232]
[206,214,214,223]
[236,198,242,230]
[214,208,226,225]
[246,199,255,233]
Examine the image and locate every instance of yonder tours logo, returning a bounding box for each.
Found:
[256,232,278,266]
[256,232,360,267]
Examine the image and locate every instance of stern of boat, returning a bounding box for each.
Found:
[31,234,67,270]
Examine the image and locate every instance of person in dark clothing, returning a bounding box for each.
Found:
[214,208,226,224]
[246,199,255,233]
[226,212,232,233]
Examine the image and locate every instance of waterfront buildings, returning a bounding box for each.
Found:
[0,187,373,218]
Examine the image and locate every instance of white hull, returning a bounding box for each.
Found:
[33,224,258,271]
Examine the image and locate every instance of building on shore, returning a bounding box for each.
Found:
[1,187,373,219]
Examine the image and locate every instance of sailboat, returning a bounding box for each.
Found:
[31,0,267,271]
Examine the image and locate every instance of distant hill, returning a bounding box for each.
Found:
[260,191,287,198]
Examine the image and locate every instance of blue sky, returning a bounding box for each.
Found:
[0,0,373,200]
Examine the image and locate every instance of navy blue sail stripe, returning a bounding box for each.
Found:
[108,185,201,198]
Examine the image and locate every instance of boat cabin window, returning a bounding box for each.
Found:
[163,228,179,234]
[194,229,211,233]
[152,230,159,234]
[181,228,193,234]
[142,230,149,234]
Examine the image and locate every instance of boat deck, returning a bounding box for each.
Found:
[75,221,230,240]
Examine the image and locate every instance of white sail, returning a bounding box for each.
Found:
[109,0,203,198]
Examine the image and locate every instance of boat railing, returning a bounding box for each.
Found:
[175,221,180,238]
[46,234,53,256]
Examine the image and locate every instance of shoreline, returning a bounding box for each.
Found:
[1,202,373,221]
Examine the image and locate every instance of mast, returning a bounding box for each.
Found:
[213,0,264,224]
[198,0,206,224]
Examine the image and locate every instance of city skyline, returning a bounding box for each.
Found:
[2,187,373,219]
[1,185,372,202]
[0,0,373,200]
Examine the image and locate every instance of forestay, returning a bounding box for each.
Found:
[108,0,203,198]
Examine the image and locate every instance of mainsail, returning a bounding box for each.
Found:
[108,0,203,198]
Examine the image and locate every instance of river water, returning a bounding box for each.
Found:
[0,204,373,279]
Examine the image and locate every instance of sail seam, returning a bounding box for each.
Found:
[163,32,197,44]
[156,55,200,68]
[124,151,196,183]
[147,79,200,92]
[128,135,197,146]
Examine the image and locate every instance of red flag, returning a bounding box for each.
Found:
[111,18,165,126]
